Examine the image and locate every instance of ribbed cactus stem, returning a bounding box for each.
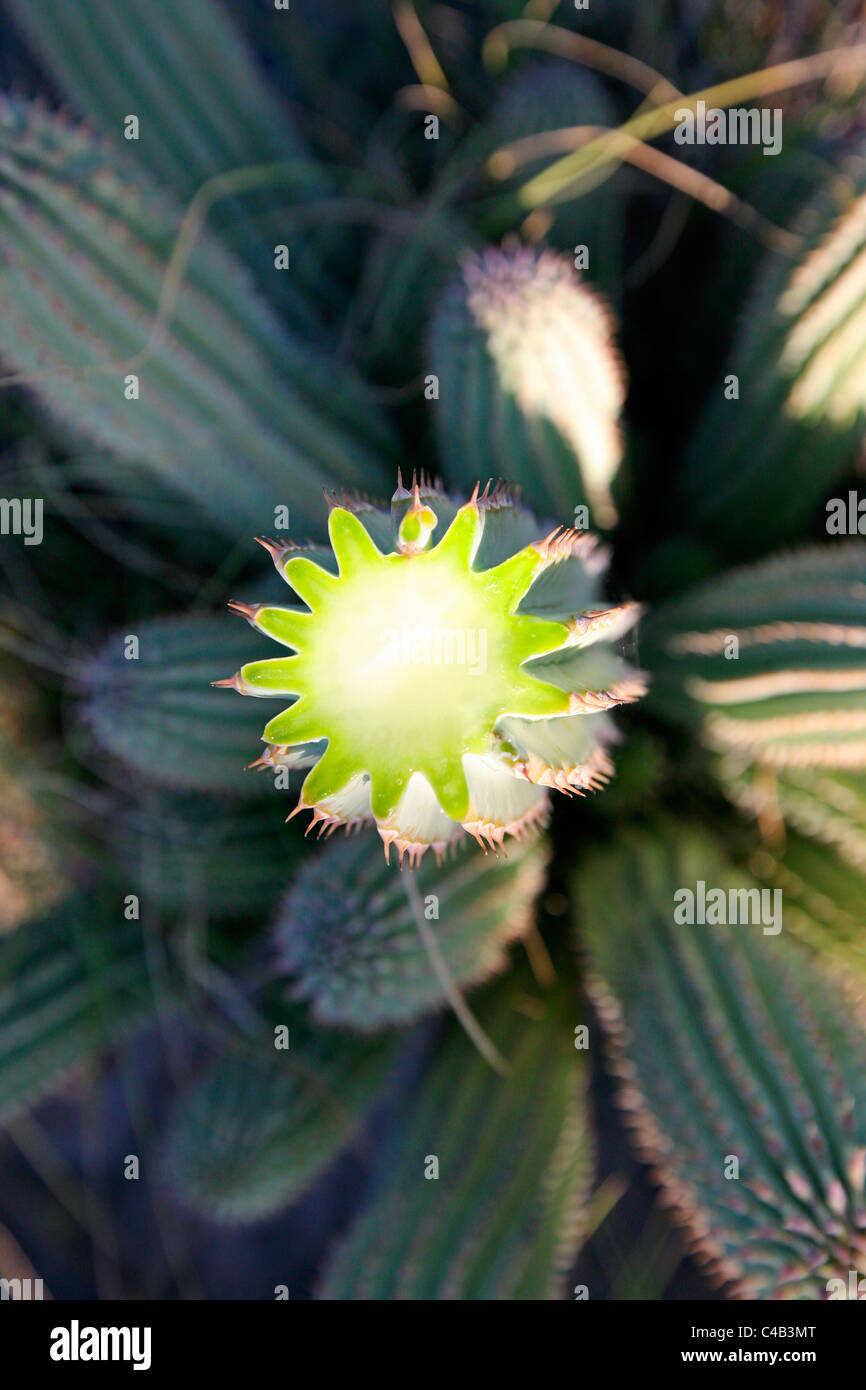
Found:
[579,824,866,1299]
[644,542,866,768]
[0,97,393,539]
[430,243,626,527]
[681,145,866,554]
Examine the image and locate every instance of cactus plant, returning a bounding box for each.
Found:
[579,824,866,1299]
[643,542,866,768]
[319,965,592,1300]
[163,1021,399,1225]
[680,143,866,556]
[758,831,866,981]
[0,96,394,541]
[275,830,547,1029]
[722,764,866,870]
[5,0,866,1310]
[430,245,626,527]
[5,0,335,327]
[215,478,645,865]
[81,616,289,795]
[0,896,175,1123]
[480,58,624,293]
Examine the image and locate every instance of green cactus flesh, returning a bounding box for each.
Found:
[216,479,645,865]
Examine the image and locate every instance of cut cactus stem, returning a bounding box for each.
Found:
[216,480,646,865]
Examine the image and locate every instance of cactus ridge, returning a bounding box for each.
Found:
[644,542,866,768]
[5,0,334,327]
[162,1025,398,1225]
[680,145,866,554]
[482,59,624,289]
[0,895,175,1125]
[0,96,393,540]
[579,825,866,1298]
[81,615,285,795]
[318,968,592,1300]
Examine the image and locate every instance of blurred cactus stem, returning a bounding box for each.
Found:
[430,243,626,528]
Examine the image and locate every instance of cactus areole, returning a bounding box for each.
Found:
[215,478,646,866]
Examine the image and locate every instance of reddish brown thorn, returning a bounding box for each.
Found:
[211,673,242,692]
[227,599,261,623]
[468,480,480,508]
[255,535,287,563]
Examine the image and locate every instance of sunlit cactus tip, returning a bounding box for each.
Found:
[215,477,646,867]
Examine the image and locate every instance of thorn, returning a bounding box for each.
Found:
[255,535,288,564]
[211,673,242,692]
[378,825,399,865]
[392,467,411,503]
[227,599,261,623]
[286,799,310,822]
[468,480,480,508]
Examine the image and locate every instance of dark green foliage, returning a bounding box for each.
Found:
[579,824,866,1298]
[320,966,592,1299]
[275,833,547,1029]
